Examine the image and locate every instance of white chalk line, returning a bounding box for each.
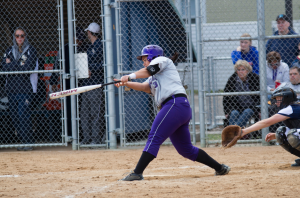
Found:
[64,183,117,198]
[0,161,289,179]
[0,175,20,178]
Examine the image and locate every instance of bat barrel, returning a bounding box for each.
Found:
[49,80,122,100]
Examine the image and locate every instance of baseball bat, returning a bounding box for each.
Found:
[49,80,121,99]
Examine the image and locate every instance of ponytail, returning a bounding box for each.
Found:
[169,52,179,63]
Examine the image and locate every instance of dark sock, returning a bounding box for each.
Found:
[134,151,155,174]
[195,149,222,171]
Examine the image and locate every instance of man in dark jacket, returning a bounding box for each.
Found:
[80,23,105,145]
[266,14,300,67]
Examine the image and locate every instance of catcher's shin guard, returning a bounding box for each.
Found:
[287,129,300,151]
[275,127,300,157]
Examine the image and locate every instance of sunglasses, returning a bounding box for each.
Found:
[15,34,25,38]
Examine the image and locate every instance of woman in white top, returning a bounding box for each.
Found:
[266,51,289,92]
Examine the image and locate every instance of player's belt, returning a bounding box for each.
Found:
[162,94,187,105]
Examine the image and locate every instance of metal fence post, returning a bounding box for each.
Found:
[207,56,213,128]
[187,0,196,145]
[103,0,117,149]
[115,1,124,147]
[196,0,206,147]
[210,56,217,128]
[67,0,78,150]
[256,0,269,146]
[59,0,67,143]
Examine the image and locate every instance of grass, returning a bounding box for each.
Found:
[207,134,222,140]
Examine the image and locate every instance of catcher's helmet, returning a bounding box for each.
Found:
[271,87,297,109]
[137,45,164,62]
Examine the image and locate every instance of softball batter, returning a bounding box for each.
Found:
[114,45,230,181]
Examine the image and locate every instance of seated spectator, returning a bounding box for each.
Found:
[291,42,300,68]
[268,66,300,132]
[266,14,300,67]
[275,66,300,99]
[231,33,259,74]
[1,27,38,151]
[223,60,260,128]
[266,51,289,92]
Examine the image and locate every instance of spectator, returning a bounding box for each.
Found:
[49,27,87,140]
[80,22,105,145]
[231,33,259,74]
[291,43,300,68]
[268,66,300,132]
[1,27,38,151]
[266,51,289,92]
[275,66,300,99]
[223,60,260,128]
[266,14,300,67]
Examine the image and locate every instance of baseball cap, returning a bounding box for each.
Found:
[84,22,100,33]
[276,14,290,23]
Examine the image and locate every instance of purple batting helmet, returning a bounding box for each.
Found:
[137,45,164,62]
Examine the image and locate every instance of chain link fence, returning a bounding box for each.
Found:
[200,0,300,146]
[116,0,194,147]
[72,0,107,149]
[0,0,65,150]
[2,0,299,150]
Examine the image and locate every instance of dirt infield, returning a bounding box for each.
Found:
[1,145,300,198]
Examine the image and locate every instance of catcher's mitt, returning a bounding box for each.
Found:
[221,125,243,148]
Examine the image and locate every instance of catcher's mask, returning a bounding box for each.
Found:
[271,87,297,109]
[137,45,164,62]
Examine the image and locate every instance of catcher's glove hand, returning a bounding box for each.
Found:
[221,125,243,148]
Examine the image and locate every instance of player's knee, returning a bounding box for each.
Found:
[276,127,300,155]
[275,126,287,145]
[287,129,300,151]
[177,149,196,161]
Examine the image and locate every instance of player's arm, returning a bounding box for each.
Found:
[241,114,289,137]
[135,68,151,79]
[120,67,153,84]
[120,62,162,83]
[114,80,151,93]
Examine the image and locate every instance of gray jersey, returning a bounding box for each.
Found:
[145,56,186,107]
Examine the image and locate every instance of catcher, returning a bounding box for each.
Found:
[222,87,300,166]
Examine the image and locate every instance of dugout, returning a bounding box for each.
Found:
[0,0,62,144]
[0,0,105,144]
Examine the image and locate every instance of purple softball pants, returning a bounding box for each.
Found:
[144,96,199,161]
